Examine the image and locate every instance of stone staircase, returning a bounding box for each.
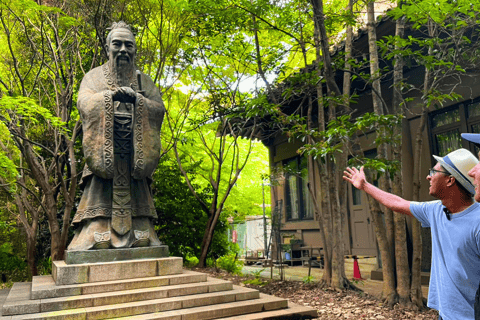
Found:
[0,256,317,319]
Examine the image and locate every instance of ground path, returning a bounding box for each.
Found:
[195,258,439,320]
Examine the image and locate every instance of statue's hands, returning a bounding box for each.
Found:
[343,166,367,190]
[112,86,137,104]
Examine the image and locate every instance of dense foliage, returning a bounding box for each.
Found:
[153,156,231,261]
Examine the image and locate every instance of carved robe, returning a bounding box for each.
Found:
[68,63,165,250]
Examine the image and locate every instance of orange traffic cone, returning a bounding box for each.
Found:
[353,256,363,280]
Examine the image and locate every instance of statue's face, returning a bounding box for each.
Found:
[107,29,136,67]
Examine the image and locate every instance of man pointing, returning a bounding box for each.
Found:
[343,148,480,320]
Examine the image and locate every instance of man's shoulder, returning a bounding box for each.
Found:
[411,200,442,210]
[470,202,480,209]
[465,202,480,216]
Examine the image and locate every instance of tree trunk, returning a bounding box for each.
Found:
[48,215,63,261]
[366,0,397,304]
[198,212,216,268]
[409,19,435,307]
[410,111,428,309]
[311,0,351,289]
[26,235,37,278]
[367,195,397,305]
[306,93,331,286]
[319,161,333,285]
[313,22,332,287]
[330,0,354,290]
[13,192,38,279]
[343,0,353,105]
[392,13,411,307]
[332,147,351,289]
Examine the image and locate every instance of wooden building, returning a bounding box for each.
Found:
[254,14,480,271]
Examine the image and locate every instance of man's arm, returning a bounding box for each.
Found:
[343,166,412,217]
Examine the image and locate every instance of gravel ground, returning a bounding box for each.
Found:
[195,267,440,320]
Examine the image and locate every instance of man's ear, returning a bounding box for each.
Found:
[447,175,456,187]
[105,44,109,55]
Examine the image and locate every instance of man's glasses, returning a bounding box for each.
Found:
[429,168,449,177]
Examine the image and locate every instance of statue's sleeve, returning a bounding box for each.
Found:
[77,70,115,180]
[131,73,165,179]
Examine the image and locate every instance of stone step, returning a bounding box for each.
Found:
[6,286,261,320]
[108,292,290,320]
[3,277,234,316]
[31,270,207,299]
[217,299,318,319]
[53,257,183,285]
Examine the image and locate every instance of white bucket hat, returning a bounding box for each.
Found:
[432,148,478,195]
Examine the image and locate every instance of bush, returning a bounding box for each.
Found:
[251,268,265,279]
[37,257,52,276]
[216,253,243,275]
[243,278,268,286]
[184,254,199,268]
[0,242,27,284]
[302,275,315,284]
[206,257,216,268]
[153,156,232,262]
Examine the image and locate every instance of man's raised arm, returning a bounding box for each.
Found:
[343,166,412,216]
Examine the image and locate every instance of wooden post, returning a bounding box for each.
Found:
[308,247,313,277]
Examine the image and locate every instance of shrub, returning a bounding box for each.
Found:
[302,275,315,284]
[183,254,199,268]
[153,157,232,262]
[206,257,216,268]
[0,243,27,284]
[251,268,265,279]
[37,257,52,276]
[216,253,243,275]
[243,278,268,286]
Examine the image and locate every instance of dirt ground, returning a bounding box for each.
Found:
[195,259,439,320]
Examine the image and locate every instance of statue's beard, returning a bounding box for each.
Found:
[109,57,135,87]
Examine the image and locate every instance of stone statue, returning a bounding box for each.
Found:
[68,22,165,250]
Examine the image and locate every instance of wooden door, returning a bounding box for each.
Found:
[348,184,377,256]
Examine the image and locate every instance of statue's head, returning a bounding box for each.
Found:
[106,21,136,69]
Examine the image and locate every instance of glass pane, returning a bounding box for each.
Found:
[302,176,314,219]
[435,129,461,156]
[300,157,314,219]
[431,108,460,128]
[468,103,480,118]
[285,159,299,220]
[288,174,299,220]
[352,186,361,205]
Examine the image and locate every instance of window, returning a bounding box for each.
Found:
[429,99,480,157]
[284,156,314,221]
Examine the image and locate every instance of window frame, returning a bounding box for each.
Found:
[428,98,480,158]
[283,156,314,222]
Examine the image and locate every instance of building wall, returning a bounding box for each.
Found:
[268,71,480,268]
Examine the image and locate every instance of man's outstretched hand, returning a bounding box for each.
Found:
[343,166,367,190]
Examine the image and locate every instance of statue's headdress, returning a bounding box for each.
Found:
[106,21,135,45]
[107,21,133,33]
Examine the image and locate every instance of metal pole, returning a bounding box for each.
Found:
[262,179,268,258]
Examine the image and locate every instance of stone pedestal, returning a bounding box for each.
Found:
[0,253,317,320]
[53,256,181,285]
[65,245,169,264]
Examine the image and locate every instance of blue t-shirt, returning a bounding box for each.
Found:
[410,201,480,320]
